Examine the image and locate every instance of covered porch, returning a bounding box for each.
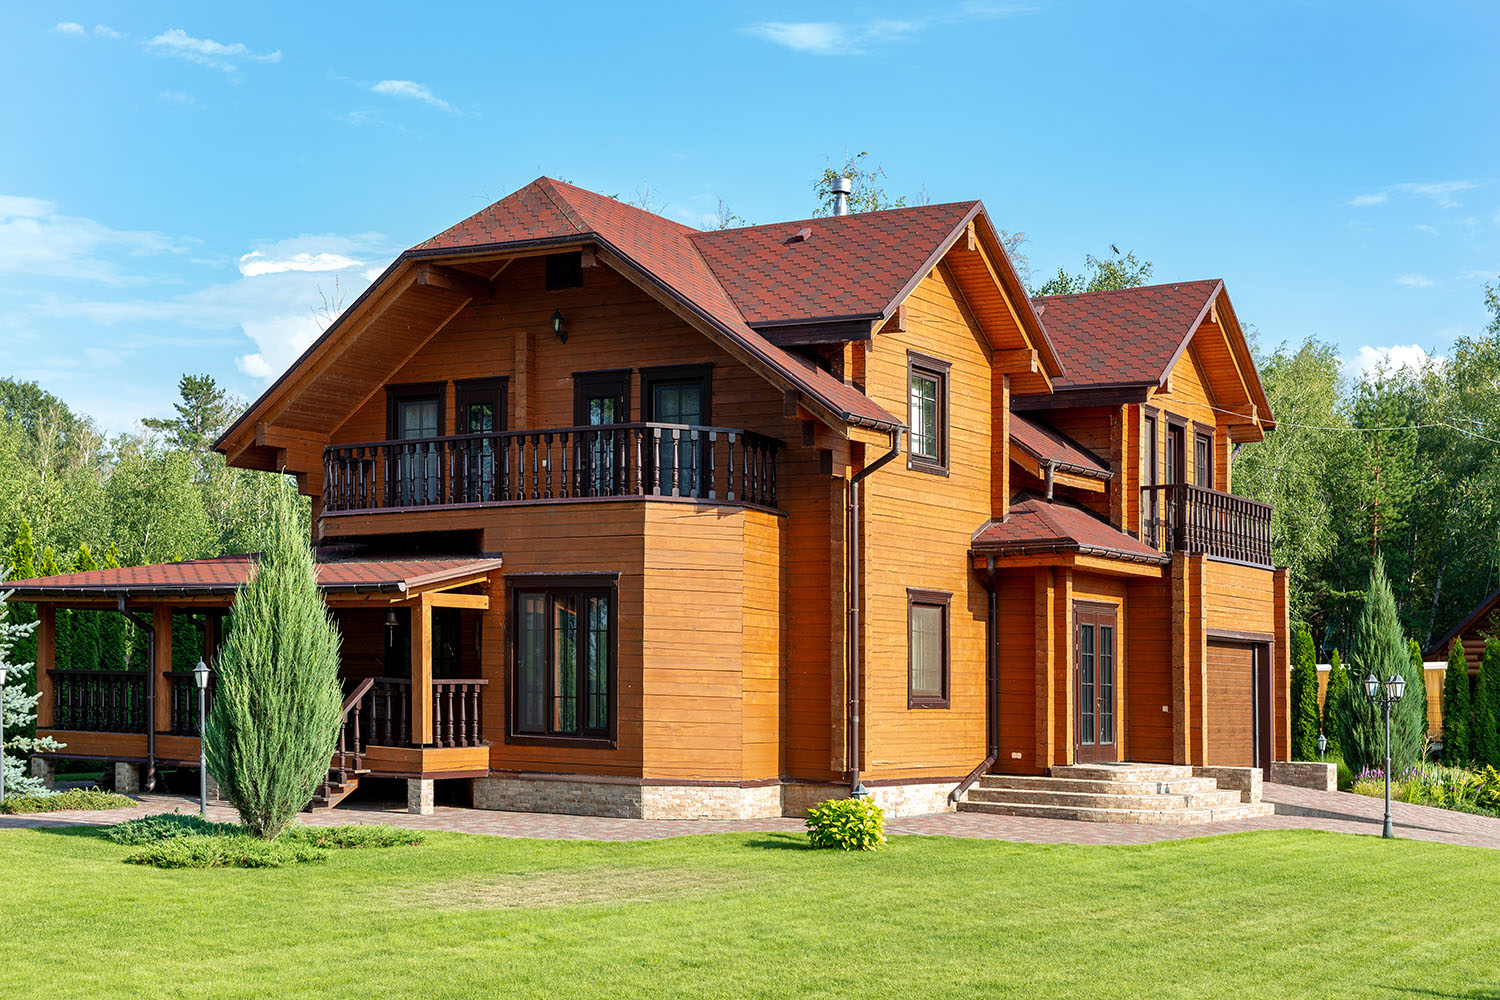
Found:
[8,554,502,814]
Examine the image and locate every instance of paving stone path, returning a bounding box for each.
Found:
[6,783,1500,848]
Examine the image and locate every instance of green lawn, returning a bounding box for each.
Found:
[3,826,1498,999]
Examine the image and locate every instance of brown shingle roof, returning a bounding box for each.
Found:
[1033,280,1223,390]
[1009,413,1110,479]
[2,554,502,600]
[971,496,1167,565]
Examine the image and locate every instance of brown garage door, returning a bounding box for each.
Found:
[1207,641,1259,768]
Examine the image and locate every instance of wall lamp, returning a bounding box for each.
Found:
[552,309,568,343]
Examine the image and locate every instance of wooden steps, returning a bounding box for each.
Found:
[307,769,367,811]
[957,763,1274,825]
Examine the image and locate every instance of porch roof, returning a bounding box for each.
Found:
[1009,413,1111,480]
[971,496,1169,566]
[2,554,502,602]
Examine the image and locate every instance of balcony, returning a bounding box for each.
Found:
[1140,483,1273,568]
[322,422,783,515]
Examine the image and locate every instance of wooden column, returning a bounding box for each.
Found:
[1273,567,1292,763]
[1170,555,1191,765]
[202,611,219,665]
[1034,570,1055,771]
[1055,569,1074,765]
[410,593,434,745]
[35,605,55,728]
[996,374,1011,520]
[152,605,173,732]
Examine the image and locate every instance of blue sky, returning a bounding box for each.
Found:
[2,2,1497,433]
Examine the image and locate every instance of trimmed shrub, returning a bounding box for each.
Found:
[282,824,425,849]
[1290,623,1321,760]
[0,787,133,814]
[205,481,342,839]
[1323,649,1349,758]
[1441,641,1472,765]
[106,812,240,845]
[1329,556,1426,774]
[125,835,327,869]
[1474,640,1500,768]
[805,797,886,852]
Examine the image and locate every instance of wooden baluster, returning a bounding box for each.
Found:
[399,684,410,746]
[726,433,737,502]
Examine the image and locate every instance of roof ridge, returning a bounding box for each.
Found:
[533,177,592,236]
[1033,277,1223,302]
[689,200,983,244]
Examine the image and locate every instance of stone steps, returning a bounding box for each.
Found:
[956,762,1268,825]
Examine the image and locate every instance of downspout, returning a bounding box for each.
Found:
[116,595,156,792]
[950,556,1000,804]
[848,427,904,798]
[1044,460,1055,501]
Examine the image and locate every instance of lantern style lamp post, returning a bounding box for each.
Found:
[0,664,8,804]
[1363,669,1407,839]
[193,658,211,820]
[1317,732,1328,761]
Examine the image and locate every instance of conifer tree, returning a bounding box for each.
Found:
[205,481,342,839]
[1323,648,1349,757]
[7,523,37,710]
[1329,555,1427,773]
[1441,640,1472,764]
[98,545,127,668]
[0,568,59,796]
[1473,639,1500,768]
[70,544,101,669]
[1290,623,1321,759]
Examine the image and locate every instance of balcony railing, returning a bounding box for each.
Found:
[1140,483,1273,568]
[323,423,782,515]
[166,670,216,736]
[339,676,488,752]
[49,669,148,732]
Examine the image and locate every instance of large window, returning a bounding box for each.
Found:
[386,382,445,506]
[511,579,615,741]
[907,588,950,709]
[907,352,950,475]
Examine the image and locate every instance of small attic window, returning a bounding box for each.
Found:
[545,252,583,291]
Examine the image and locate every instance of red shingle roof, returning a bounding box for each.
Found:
[3,554,502,600]
[971,497,1167,564]
[414,178,900,428]
[1009,413,1110,479]
[1033,280,1223,390]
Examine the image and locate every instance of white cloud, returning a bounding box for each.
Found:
[239,250,362,276]
[1396,273,1436,288]
[1348,179,1481,210]
[94,24,125,39]
[1350,344,1441,380]
[1413,223,1439,236]
[146,29,281,73]
[371,79,454,111]
[157,90,198,106]
[1347,192,1388,207]
[0,195,190,284]
[53,22,85,36]
[744,3,1029,54]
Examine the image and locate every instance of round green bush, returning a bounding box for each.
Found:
[805,797,886,851]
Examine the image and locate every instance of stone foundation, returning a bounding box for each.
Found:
[29,757,56,790]
[1193,766,1263,804]
[472,775,958,820]
[407,778,435,816]
[113,762,142,794]
[1269,760,1337,792]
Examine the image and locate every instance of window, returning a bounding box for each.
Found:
[642,364,712,497]
[574,371,631,497]
[511,579,615,741]
[455,378,507,503]
[545,252,583,290]
[907,589,950,708]
[1194,429,1214,488]
[907,352,950,475]
[386,382,445,506]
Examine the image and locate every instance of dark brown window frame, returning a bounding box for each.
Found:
[385,381,447,440]
[906,351,951,476]
[1164,412,1188,486]
[1193,420,1215,490]
[505,572,620,749]
[455,377,509,434]
[545,251,584,290]
[907,587,951,709]
[640,363,713,424]
[1073,600,1119,756]
[572,369,633,426]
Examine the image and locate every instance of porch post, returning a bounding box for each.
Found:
[35,605,55,728]
[410,593,433,745]
[149,604,173,790]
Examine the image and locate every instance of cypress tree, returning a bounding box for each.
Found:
[1330,555,1427,774]
[1474,639,1500,768]
[1290,623,1321,760]
[205,481,342,839]
[1323,649,1349,757]
[98,545,128,668]
[1441,640,1472,765]
[70,544,101,669]
[38,547,70,670]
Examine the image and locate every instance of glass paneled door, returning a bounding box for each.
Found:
[387,384,442,506]
[644,366,710,497]
[574,372,629,497]
[1074,603,1118,763]
[456,378,505,502]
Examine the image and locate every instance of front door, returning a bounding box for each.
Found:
[1075,603,1118,763]
[643,367,710,497]
[574,371,629,497]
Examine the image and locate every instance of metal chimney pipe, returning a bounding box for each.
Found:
[830,176,852,216]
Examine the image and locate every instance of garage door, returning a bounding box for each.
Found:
[1206,641,1260,768]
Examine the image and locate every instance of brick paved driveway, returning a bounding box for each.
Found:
[6,783,1500,848]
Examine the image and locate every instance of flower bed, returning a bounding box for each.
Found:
[1350,763,1500,818]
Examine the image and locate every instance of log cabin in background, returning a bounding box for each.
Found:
[8,177,1291,821]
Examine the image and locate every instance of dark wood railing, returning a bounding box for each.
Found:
[1141,483,1273,567]
[432,679,486,748]
[331,677,376,785]
[323,423,781,514]
[49,669,147,733]
[348,677,488,750]
[166,671,216,736]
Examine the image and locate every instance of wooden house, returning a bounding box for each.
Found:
[9,178,1287,819]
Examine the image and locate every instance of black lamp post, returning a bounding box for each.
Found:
[0,664,8,804]
[194,658,211,820]
[1362,668,1407,839]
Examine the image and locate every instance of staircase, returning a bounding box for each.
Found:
[957,763,1275,824]
[306,677,375,812]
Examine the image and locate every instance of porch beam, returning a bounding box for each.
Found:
[410,593,434,745]
[423,592,489,610]
[35,605,55,728]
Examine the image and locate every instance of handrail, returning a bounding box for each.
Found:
[1140,482,1273,567]
[330,422,776,453]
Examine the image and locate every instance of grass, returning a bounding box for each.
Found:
[0,787,133,814]
[2,827,1500,998]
